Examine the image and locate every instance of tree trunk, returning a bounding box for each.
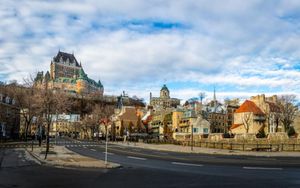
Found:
[44,122,50,160]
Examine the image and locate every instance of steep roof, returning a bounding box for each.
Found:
[53,51,80,67]
[119,107,138,122]
[230,123,242,130]
[235,100,264,115]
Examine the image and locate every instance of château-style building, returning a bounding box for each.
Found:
[149,84,180,109]
[35,51,104,95]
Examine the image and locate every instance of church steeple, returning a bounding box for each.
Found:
[213,86,216,101]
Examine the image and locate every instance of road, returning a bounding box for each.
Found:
[1,138,300,187]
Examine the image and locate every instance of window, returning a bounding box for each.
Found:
[203,128,208,133]
[193,128,198,133]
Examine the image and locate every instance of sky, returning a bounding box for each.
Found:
[1,0,300,104]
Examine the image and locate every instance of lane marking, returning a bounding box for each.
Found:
[132,149,141,151]
[127,156,147,160]
[172,162,203,167]
[90,149,96,151]
[243,167,283,170]
[103,152,114,155]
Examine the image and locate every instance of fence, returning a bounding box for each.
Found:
[144,139,300,152]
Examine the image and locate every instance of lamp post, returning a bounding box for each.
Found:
[191,122,193,151]
[101,117,110,166]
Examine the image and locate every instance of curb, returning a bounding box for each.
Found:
[25,147,121,169]
[24,148,44,165]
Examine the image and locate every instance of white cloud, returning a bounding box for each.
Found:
[0,0,300,102]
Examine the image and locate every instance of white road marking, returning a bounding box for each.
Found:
[90,149,96,151]
[103,152,114,155]
[132,149,141,151]
[172,162,203,167]
[127,156,147,160]
[243,167,283,170]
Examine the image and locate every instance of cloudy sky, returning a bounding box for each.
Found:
[1,0,300,103]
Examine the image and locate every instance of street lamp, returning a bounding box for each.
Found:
[191,121,193,151]
[101,117,110,166]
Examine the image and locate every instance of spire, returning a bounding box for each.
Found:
[213,86,216,101]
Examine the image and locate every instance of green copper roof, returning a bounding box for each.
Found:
[78,68,88,79]
[161,84,169,91]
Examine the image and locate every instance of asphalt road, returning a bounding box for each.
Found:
[1,138,300,188]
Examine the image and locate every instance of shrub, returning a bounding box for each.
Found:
[256,129,266,138]
[287,126,296,137]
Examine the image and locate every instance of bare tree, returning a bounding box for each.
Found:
[36,79,70,159]
[278,95,298,132]
[242,112,252,133]
[80,103,114,140]
[8,77,39,141]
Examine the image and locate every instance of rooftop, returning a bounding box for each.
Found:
[235,100,264,115]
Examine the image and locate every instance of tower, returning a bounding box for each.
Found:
[160,84,170,99]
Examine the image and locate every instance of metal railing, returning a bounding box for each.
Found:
[144,139,300,152]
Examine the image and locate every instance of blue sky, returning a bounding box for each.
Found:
[0,0,300,103]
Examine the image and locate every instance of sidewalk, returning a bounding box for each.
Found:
[113,142,300,157]
[26,145,120,169]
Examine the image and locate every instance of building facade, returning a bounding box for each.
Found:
[150,84,180,109]
[203,89,227,133]
[0,93,20,139]
[35,51,104,95]
[230,100,266,134]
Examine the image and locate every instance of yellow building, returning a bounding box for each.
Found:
[149,109,173,139]
[113,106,144,138]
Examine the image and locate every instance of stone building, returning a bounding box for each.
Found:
[35,51,104,95]
[203,89,227,133]
[225,98,240,130]
[231,95,284,135]
[293,111,300,136]
[0,92,20,139]
[149,109,173,139]
[230,100,265,134]
[150,84,180,109]
[113,106,144,138]
[250,95,282,133]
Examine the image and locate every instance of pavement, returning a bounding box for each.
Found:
[26,145,120,169]
[112,141,300,157]
[1,139,300,187]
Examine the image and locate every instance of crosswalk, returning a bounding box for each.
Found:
[0,144,38,148]
[49,141,102,145]
[65,144,101,147]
